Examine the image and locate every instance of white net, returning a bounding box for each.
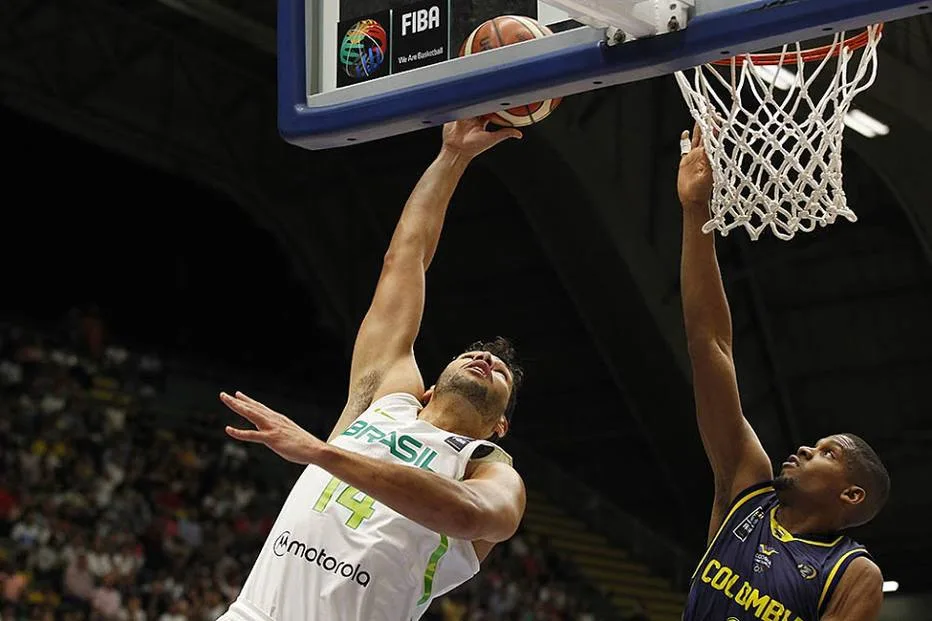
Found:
[674,25,883,241]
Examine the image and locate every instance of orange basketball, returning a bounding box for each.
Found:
[459,15,563,128]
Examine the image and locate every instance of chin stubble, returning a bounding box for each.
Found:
[439,373,492,415]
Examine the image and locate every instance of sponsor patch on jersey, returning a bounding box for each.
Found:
[733,506,766,542]
[444,435,473,452]
[798,562,818,580]
[753,544,779,573]
[272,530,371,587]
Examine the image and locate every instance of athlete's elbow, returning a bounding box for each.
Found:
[686,333,733,361]
[384,228,430,264]
[383,245,416,268]
[441,498,485,540]
[449,500,517,543]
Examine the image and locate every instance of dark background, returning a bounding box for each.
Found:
[2,0,931,598]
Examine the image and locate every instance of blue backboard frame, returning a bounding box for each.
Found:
[279,0,930,150]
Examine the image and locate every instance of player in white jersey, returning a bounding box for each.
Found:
[214,117,527,621]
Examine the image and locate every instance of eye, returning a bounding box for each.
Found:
[823,448,834,458]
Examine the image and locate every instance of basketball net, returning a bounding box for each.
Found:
[674,24,884,241]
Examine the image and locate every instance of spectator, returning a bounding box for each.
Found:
[63,554,94,603]
[91,573,122,619]
[0,320,608,621]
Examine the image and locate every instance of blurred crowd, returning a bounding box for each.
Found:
[422,531,600,621]
[0,317,609,621]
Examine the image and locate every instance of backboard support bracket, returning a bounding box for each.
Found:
[541,0,695,39]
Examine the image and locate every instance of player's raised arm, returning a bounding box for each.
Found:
[677,126,773,540]
[224,391,526,543]
[328,118,522,442]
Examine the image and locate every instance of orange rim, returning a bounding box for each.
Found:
[711,23,883,66]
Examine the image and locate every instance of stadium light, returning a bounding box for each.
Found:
[844,109,890,138]
[752,64,797,90]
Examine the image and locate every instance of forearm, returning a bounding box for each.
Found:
[681,201,733,350]
[388,147,470,269]
[315,442,483,540]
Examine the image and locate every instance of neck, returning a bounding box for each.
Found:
[774,503,842,536]
[417,394,491,439]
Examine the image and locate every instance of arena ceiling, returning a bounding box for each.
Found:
[2,0,930,593]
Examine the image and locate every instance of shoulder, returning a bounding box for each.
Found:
[367,392,424,416]
[468,439,513,468]
[842,556,882,583]
[722,480,777,518]
[820,556,882,620]
[818,545,880,618]
[464,454,523,488]
[729,480,775,505]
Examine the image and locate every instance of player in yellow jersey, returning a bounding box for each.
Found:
[678,126,890,621]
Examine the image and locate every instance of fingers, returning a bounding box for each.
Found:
[222,390,265,410]
[680,130,692,157]
[220,391,267,426]
[480,118,521,141]
[225,426,266,443]
[234,391,261,406]
[692,122,703,149]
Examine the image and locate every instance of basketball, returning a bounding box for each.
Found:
[459,16,562,128]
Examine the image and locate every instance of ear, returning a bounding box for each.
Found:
[841,485,866,507]
[493,416,509,440]
[421,385,435,406]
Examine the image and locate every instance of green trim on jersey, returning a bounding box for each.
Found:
[417,534,450,605]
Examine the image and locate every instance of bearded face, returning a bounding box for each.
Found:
[432,351,513,426]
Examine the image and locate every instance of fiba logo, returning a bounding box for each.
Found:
[339,19,388,78]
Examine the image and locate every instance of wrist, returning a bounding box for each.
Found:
[437,145,472,172]
[306,437,335,466]
[682,198,710,212]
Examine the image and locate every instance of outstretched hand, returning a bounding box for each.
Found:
[442,117,522,160]
[221,391,325,465]
[677,123,714,209]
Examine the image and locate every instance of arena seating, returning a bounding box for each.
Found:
[0,319,683,621]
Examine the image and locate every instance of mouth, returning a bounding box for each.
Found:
[464,360,492,380]
[781,455,799,469]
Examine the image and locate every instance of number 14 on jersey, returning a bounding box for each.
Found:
[312,476,376,529]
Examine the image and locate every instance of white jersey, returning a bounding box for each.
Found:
[219,392,513,621]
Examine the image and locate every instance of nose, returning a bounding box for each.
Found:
[797,445,814,460]
[476,351,493,364]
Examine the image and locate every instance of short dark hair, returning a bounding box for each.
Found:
[841,433,890,526]
[461,336,524,423]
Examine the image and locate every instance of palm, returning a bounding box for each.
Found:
[678,152,712,204]
[221,391,323,464]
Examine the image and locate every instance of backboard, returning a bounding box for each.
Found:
[280,0,929,150]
